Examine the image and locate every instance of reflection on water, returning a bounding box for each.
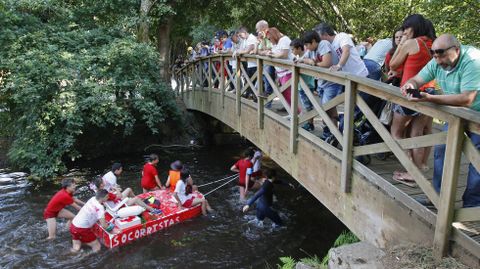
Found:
[0,145,344,269]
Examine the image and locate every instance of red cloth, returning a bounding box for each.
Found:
[141,163,158,190]
[401,36,435,90]
[70,223,96,243]
[182,197,195,208]
[107,192,121,203]
[234,159,253,186]
[43,189,74,219]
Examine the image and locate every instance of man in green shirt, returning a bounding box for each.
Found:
[402,34,480,207]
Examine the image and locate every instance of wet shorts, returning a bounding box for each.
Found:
[43,210,59,220]
[70,224,96,243]
[182,197,195,208]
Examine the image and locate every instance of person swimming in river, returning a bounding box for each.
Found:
[230,148,262,201]
[44,178,85,240]
[173,169,213,216]
[242,169,294,228]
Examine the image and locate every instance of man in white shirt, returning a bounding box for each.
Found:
[363,38,393,80]
[236,26,258,99]
[315,23,368,77]
[102,163,136,199]
[70,189,115,252]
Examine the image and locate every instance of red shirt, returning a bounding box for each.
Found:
[45,189,74,214]
[141,162,158,190]
[401,36,435,90]
[235,159,253,185]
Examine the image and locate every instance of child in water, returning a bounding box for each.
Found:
[242,169,293,227]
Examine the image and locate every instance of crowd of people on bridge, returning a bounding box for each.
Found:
[182,14,480,208]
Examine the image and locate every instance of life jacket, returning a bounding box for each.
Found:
[169,170,181,192]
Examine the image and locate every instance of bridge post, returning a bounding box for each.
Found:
[341,80,356,193]
[236,57,241,116]
[290,65,299,154]
[257,58,264,129]
[220,56,225,107]
[208,58,213,101]
[433,117,464,259]
[192,64,196,92]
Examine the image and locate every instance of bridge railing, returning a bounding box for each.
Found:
[175,53,480,258]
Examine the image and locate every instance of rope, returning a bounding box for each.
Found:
[197,173,239,188]
[204,176,238,197]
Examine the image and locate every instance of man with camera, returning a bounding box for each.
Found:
[402,34,480,207]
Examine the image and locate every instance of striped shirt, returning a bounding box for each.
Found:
[418,45,480,111]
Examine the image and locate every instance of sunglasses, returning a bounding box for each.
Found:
[430,46,456,56]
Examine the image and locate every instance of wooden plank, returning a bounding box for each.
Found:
[236,59,241,116]
[208,58,213,100]
[451,228,480,258]
[257,58,265,129]
[433,117,464,258]
[455,207,480,222]
[341,80,356,193]
[298,93,345,124]
[462,134,480,173]
[356,96,440,207]
[264,71,292,115]
[240,64,259,96]
[220,56,225,107]
[299,76,344,147]
[290,66,299,154]
[354,132,448,156]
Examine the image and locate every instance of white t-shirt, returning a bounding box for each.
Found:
[314,40,339,88]
[72,197,105,228]
[174,180,193,204]
[272,35,293,78]
[102,171,117,192]
[253,150,262,172]
[331,32,368,77]
[245,34,258,68]
[364,38,393,67]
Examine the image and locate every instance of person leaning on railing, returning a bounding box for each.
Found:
[402,34,480,208]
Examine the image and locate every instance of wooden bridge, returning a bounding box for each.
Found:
[174,54,480,265]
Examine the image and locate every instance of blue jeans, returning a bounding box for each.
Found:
[434,124,480,207]
[320,83,344,105]
[256,202,283,225]
[299,87,314,111]
[263,65,275,95]
[364,59,382,81]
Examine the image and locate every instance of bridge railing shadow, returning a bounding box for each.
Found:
[175,53,480,259]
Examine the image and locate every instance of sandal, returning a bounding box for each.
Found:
[392,173,417,188]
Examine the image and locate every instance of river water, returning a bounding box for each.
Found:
[0,145,344,269]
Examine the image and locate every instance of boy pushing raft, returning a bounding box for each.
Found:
[44,178,85,240]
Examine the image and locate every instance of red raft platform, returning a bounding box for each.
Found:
[93,190,203,248]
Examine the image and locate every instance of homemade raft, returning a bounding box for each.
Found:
[93,189,203,248]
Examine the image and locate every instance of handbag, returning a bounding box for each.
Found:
[379,101,393,126]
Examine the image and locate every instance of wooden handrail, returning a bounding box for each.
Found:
[175,54,480,259]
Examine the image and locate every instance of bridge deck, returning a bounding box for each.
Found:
[175,54,480,265]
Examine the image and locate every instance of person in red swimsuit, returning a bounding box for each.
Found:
[230,148,261,201]
[388,14,436,185]
[141,153,164,193]
[44,178,85,240]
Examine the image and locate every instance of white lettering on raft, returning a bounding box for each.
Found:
[110,215,182,247]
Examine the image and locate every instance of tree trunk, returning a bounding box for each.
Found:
[138,0,153,43]
[157,17,173,80]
